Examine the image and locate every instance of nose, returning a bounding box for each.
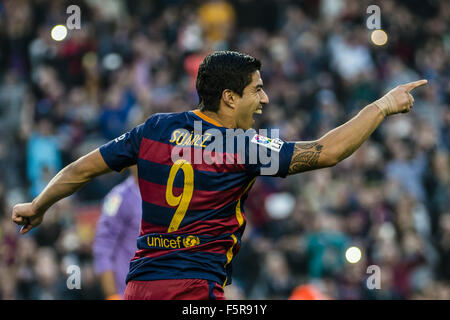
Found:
[260,89,269,105]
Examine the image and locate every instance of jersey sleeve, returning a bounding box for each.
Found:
[244,132,295,178]
[99,115,158,172]
[99,124,145,172]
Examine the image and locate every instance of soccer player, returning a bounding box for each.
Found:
[12,51,427,300]
[93,166,141,300]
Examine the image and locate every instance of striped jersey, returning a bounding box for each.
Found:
[99,109,295,287]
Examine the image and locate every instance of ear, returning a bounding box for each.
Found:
[221,89,236,108]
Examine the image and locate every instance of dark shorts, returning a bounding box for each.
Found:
[123,279,226,300]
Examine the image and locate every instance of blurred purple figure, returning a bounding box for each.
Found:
[93,166,141,299]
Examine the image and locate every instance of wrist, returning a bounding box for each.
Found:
[370,103,387,119]
[31,198,45,217]
[373,93,397,117]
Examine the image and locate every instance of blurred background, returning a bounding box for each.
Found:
[0,0,449,300]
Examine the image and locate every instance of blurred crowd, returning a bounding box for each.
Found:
[0,0,449,300]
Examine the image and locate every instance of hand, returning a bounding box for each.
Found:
[11,202,44,235]
[374,79,428,117]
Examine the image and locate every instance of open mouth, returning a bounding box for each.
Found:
[254,108,263,115]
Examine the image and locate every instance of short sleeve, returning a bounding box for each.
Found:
[99,122,146,172]
[244,132,295,177]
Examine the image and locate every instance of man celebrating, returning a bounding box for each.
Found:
[12,51,427,300]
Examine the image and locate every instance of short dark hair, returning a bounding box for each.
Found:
[196,51,262,112]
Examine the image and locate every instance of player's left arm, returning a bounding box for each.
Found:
[12,148,112,234]
[288,105,384,173]
[288,79,427,175]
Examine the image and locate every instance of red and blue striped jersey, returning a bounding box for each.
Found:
[99,110,295,286]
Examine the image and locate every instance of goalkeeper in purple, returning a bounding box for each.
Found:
[12,51,427,300]
[93,166,141,299]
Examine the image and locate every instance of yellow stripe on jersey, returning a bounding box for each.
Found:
[225,234,237,266]
[235,177,256,226]
[223,178,257,286]
[223,234,238,287]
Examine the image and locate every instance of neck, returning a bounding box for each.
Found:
[200,108,236,128]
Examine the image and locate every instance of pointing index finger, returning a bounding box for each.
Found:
[404,79,428,92]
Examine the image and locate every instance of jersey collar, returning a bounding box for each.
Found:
[191,109,224,128]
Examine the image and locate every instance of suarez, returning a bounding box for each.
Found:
[100,107,294,299]
[12,51,427,300]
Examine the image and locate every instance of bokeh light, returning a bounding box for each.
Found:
[371,29,388,46]
[345,246,362,264]
[51,25,68,41]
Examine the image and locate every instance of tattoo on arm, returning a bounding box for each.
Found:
[288,142,323,174]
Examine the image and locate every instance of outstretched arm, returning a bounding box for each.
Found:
[288,80,428,175]
[12,148,112,234]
